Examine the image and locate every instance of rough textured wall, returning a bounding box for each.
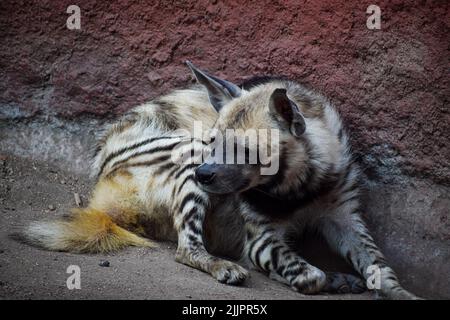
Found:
[0,0,449,298]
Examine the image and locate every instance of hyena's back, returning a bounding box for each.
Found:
[19,86,218,253]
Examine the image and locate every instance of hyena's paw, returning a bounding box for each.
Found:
[290,266,326,294]
[323,272,367,294]
[210,260,249,285]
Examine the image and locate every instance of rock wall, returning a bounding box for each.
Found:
[0,0,448,298]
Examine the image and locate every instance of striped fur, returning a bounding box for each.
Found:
[19,63,419,299]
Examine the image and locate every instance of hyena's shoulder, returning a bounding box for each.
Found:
[91,85,216,178]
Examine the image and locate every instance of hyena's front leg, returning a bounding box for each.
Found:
[319,210,420,299]
[244,220,327,294]
[173,175,248,285]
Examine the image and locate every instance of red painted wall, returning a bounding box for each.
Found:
[1,0,448,184]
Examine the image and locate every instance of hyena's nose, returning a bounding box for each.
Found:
[195,165,216,185]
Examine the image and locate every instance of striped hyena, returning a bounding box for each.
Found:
[19,62,418,299]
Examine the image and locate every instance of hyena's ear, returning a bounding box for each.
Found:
[269,88,306,137]
[186,61,241,112]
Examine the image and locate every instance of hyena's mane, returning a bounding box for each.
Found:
[238,75,291,90]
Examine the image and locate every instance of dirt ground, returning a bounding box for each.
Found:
[0,154,373,300]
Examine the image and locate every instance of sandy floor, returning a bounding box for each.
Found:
[0,154,372,300]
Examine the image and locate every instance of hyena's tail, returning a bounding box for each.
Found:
[15,207,156,253]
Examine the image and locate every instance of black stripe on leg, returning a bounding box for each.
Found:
[182,207,199,224]
[254,237,274,271]
[270,245,284,271]
[247,232,267,263]
[177,175,197,194]
[179,192,207,213]
[186,220,202,235]
[283,261,306,278]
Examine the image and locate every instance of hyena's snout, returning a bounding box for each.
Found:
[195,163,254,194]
[195,164,217,185]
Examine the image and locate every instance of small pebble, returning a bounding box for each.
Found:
[99,260,110,267]
[74,193,82,207]
[48,204,56,211]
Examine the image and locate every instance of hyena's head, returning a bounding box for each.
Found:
[187,61,306,194]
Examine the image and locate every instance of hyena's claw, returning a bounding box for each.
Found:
[290,267,326,294]
[323,272,367,294]
[211,260,249,285]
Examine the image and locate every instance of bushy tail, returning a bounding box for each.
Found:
[17,207,156,253]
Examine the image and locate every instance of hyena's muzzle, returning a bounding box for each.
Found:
[195,162,256,194]
[195,130,280,194]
